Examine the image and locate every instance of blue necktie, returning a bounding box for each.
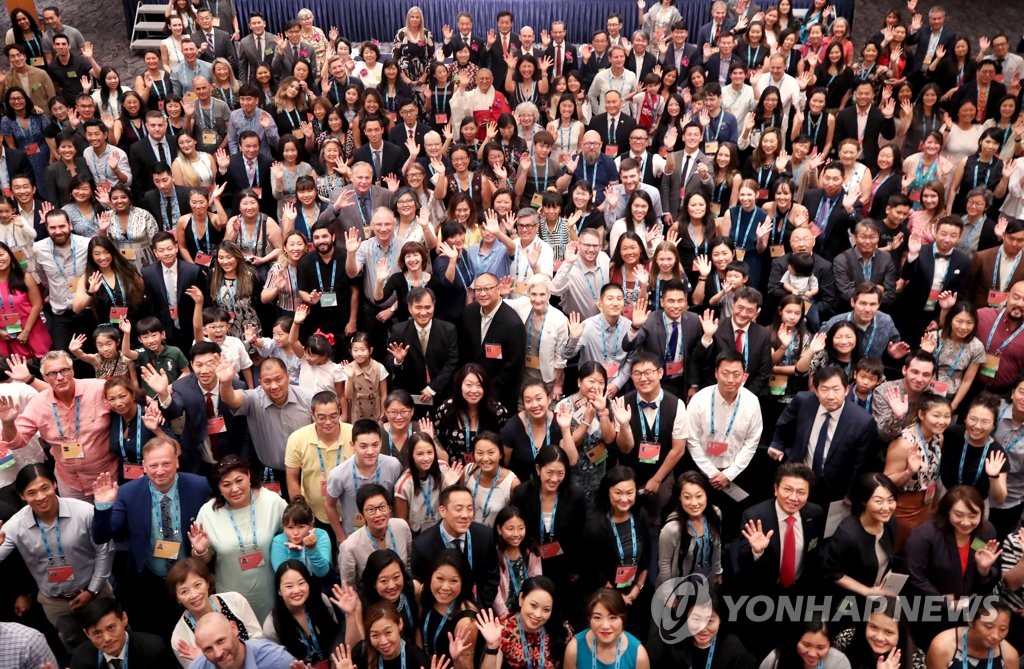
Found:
[811,412,830,477]
[359,195,371,222]
[665,320,679,364]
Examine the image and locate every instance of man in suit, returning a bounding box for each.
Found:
[1,44,56,114]
[442,12,487,65]
[618,124,673,189]
[768,370,876,506]
[587,90,637,157]
[544,21,578,78]
[737,463,824,655]
[387,287,459,407]
[319,162,395,239]
[354,117,409,184]
[237,12,276,84]
[141,164,191,232]
[192,7,238,71]
[695,1,737,52]
[906,5,956,87]
[706,286,772,396]
[701,32,744,86]
[152,342,248,474]
[214,130,275,217]
[411,485,500,608]
[895,215,970,343]
[625,30,657,82]
[661,21,698,74]
[9,175,45,239]
[661,122,712,218]
[270,19,318,81]
[579,31,611,90]
[803,162,863,261]
[966,218,1024,309]
[0,144,32,194]
[128,112,177,202]
[388,97,431,152]
[70,597,176,669]
[833,220,898,307]
[768,225,837,319]
[461,272,526,411]
[91,436,211,637]
[486,10,520,88]
[142,232,203,352]
[955,59,1007,122]
[513,25,544,59]
[834,81,897,172]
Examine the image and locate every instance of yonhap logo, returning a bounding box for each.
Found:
[650,574,712,644]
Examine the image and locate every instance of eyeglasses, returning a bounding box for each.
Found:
[966,416,994,427]
[631,369,659,379]
[314,413,341,423]
[580,243,601,250]
[475,284,499,293]
[362,503,390,516]
[386,408,412,418]
[43,368,73,380]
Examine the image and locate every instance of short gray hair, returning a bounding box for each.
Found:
[41,350,74,368]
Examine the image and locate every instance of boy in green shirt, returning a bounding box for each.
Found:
[124,316,190,395]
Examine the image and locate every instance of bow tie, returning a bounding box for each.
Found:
[935,253,949,259]
[638,401,658,410]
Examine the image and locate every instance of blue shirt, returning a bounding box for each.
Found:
[189,639,297,669]
[147,477,182,576]
[468,242,512,279]
[571,155,618,206]
[819,310,901,360]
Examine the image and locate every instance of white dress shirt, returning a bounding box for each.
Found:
[805,406,841,468]
[685,385,763,480]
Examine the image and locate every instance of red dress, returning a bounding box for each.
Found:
[0,281,51,358]
[498,615,555,669]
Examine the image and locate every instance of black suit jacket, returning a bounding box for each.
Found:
[191,28,239,69]
[696,19,738,49]
[702,53,745,85]
[70,630,177,669]
[460,302,526,410]
[129,138,179,201]
[895,245,970,342]
[832,248,898,306]
[388,122,431,151]
[544,43,580,76]
[141,259,204,353]
[412,522,499,608]
[772,392,877,503]
[954,81,1007,122]
[2,147,32,184]
[622,310,708,391]
[443,33,487,65]
[768,253,837,318]
[663,42,699,73]
[140,186,192,231]
[802,188,861,261]
[579,50,611,89]
[217,154,275,216]
[487,33,521,86]
[906,520,998,599]
[353,141,409,183]
[707,320,772,395]
[834,106,896,171]
[386,318,460,401]
[737,498,825,592]
[161,375,249,473]
[587,113,637,156]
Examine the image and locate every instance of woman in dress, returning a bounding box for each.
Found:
[296,9,329,73]
[172,131,217,192]
[135,49,174,113]
[0,87,50,199]
[690,236,735,309]
[940,394,1008,504]
[98,184,159,269]
[554,361,614,506]
[263,560,339,667]
[356,42,385,88]
[417,549,479,668]
[807,320,861,378]
[718,179,770,287]
[112,92,148,151]
[791,87,835,158]
[393,6,434,89]
[656,471,722,588]
[103,377,158,480]
[475,576,568,669]
[189,455,287,621]
[211,58,240,111]
[866,144,903,221]
[72,236,146,325]
[175,185,227,268]
[209,240,262,339]
[564,588,650,669]
[499,380,576,482]
[547,93,583,156]
[609,232,650,320]
[433,363,509,464]
[62,174,105,237]
[344,549,421,644]
[492,506,543,618]
[0,241,48,358]
[167,557,264,668]
[225,190,282,274]
[942,98,986,165]
[346,602,432,669]
[271,135,315,221]
[647,592,751,668]
[919,300,986,412]
[947,128,1011,214]
[260,229,305,319]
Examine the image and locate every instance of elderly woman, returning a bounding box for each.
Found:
[296,8,330,73]
[505,274,569,398]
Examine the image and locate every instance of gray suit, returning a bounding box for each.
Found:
[191,28,238,71]
[832,248,898,307]
[271,39,318,81]
[237,32,276,84]
[316,185,395,239]
[660,149,713,220]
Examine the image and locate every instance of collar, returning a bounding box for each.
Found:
[150,475,179,497]
[257,386,297,409]
[440,523,465,544]
[480,303,500,318]
[774,501,800,523]
[415,321,431,334]
[102,633,129,662]
[33,498,71,526]
[730,320,748,334]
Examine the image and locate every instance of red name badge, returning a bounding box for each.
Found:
[310,662,330,669]
[665,360,683,376]
[638,442,661,464]
[538,541,563,558]
[928,380,948,395]
[484,344,503,359]
[462,452,475,464]
[47,565,74,583]
[434,113,448,125]
[195,252,213,267]
[757,188,769,200]
[264,481,282,494]
[320,479,328,496]
[207,416,226,434]
[614,564,637,586]
[239,550,265,571]
[603,362,620,378]
[988,290,1008,307]
[251,187,263,199]
[109,307,128,324]
[169,306,179,320]
[706,440,728,456]
[24,143,39,156]
[604,145,618,156]
[123,463,145,480]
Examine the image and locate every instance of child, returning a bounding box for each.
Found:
[0,199,36,276]
[850,356,884,412]
[708,260,749,320]
[188,286,255,388]
[342,332,387,423]
[270,496,332,578]
[537,191,577,268]
[245,317,302,384]
[632,72,664,129]
[291,303,346,410]
[492,505,543,617]
[69,325,136,383]
[395,432,463,534]
[122,316,190,396]
[781,251,820,331]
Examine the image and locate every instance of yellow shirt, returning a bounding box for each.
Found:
[284,422,353,523]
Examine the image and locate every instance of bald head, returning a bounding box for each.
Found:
[194,613,245,669]
[582,130,602,159]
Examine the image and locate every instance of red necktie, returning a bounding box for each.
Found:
[556,45,563,77]
[734,328,744,353]
[780,515,796,587]
[206,391,221,461]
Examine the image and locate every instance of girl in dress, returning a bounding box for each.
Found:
[475,577,568,669]
[554,361,614,506]
[290,304,346,403]
[209,241,262,340]
[68,325,133,381]
[492,506,543,618]
[395,433,462,533]
[342,332,388,422]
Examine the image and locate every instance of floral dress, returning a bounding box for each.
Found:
[107,207,159,270]
[556,394,607,507]
[215,277,260,338]
[0,115,49,199]
[497,614,556,669]
[393,29,435,85]
[63,203,102,238]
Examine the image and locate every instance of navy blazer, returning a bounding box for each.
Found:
[92,472,212,575]
[217,154,275,217]
[895,245,970,342]
[802,188,861,261]
[70,629,177,669]
[160,376,249,473]
[142,259,204,353]
[772,392,877,502]
[736,498,825,592]
[412,522,499,608]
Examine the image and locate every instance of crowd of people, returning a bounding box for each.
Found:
[0,0,1022,667]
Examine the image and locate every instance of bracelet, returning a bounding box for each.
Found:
[194,548,209,557]
[484,648,499,656]
[698,275,708,281]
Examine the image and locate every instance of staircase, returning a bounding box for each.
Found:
[130,2,168,52]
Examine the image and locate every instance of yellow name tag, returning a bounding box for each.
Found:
[153,540,181,559]
[61,442,84,459]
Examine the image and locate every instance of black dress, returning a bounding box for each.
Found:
[939,424,1008,501]
[498,413,564,482]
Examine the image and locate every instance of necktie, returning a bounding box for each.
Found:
[665,320,679,364]
[419,327,429,353]
[207,32,214,49]
[977,87,987,122]
[256,36,263,58]
[165,267,178,314]
[811,412,830,477]
[556,44,563,76]
[359,194,371,221]
[817,196,834,231]
[110,660,123,669]
[164,195,174,230]
[293,45,299,62]
[246,160,256,184]
[159,494,174,540]
[712,24,720,44]
[373,149,382,175]
[157,141,169,166]
[206,391,221,460]
[454,537,464,553]
[408,127,415,140]
[609,118,617,144]
[502,34,509,57]
[734,328,744,353]
[780,515,796,587]
[681,154,692,186]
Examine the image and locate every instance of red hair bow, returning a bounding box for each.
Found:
[314,329,335,345]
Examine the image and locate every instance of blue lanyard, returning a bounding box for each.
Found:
[999,405,1024,452]
[780,334,798,365]
[601,319,622,363]
[441,526,473,568]
[472,465,501,519]
[533,161,549,192]
[705,114,725,142]
[51,237,77,281]
[298,611,322,658]
[608,514,637,565]
[51,397,81,442]
[191,217,210,254]
[461,415,474,454]
[118,411,143,463]
[849,387,872,413]
[731,206,758,249]
[315,258,336,291]
[972,159,993,188]
[422,476,436,519]
[637,391,663,442]
[422,603,455,655]
[352,461,382,490]
[370,525,400,554]
[433,85,450,113]
[526,416,551,458]
[454,256,474,288]
[315,443,342,478]
[583,265,604,300]
[582,159,598,191]
[709,390,740,439]
[704,637,717,669]
[916,425,936,472]
[861,254,874,281]
[225,490,258,550]
[846,313,877,356]
[688,517,712,568]
[992,252,1022,292]
[806,113,822,145]
[756,165,772,189]
[454,173,473,197]
[984,310,1024,355]
[591,633,624,669]
[528,309,547,355]
[506,555,523,597]
[517,615,546,669]
[378,641,406,669]
[772,212,789,245]
[958,438,992,486]
[36,514,66,563]
[540,493,558,540]
[961,629,995,669]
[936,338,969,374]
